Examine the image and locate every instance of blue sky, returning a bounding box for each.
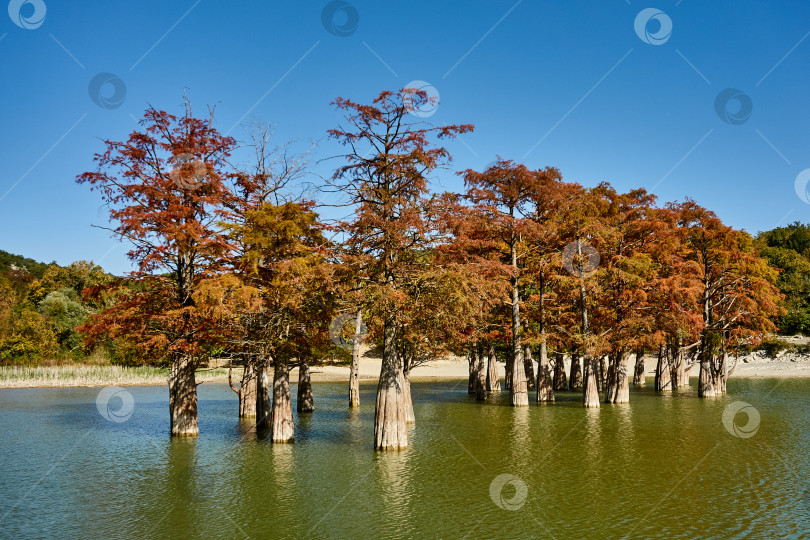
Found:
[1,0,809,275]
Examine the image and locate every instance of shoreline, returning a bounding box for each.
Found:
[2,355,810,389]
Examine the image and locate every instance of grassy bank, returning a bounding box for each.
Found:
[0,365,234,388]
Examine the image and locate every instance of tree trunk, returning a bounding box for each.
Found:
[486,345,500,392]
[553,354,567,391]
[698,354,716,397]
[675,348,689,388]
[270,360,294,442]
[509,235,528,407]
[523,344,535,390]
[402,361,415,424]
[297,362,314,413]
[604,355,617,403]
[374,320,407,450]
[613,353,629,404]
[655,345,672,392]
[569,355,583,391]
[511,345,529,407]
[669,345,680,388]
[504,351,513,391]
[228,361,257,418]
[582,356,600,408]
[633,351,645,387]
[698,335,717,397]
[256,358,271,428]
[349,310,362,408]
[598,356,607,393]
[475,345,487,401]
[712,351,728,394]
[576,238,597,408]
[468,351,477,395]
[169,354,199,437]
[536,340,554,402]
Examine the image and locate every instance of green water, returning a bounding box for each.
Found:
[0,378,808,539]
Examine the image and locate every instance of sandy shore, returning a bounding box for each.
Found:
[305,355,810,383]
[2,353,809,389]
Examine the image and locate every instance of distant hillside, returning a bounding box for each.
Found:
[0,249,51,278]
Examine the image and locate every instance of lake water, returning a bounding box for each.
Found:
[0,378,808,539]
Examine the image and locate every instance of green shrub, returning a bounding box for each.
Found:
[757,338,792,357]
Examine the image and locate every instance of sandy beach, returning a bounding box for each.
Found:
[306,353,810,383]
[2,350,809,389]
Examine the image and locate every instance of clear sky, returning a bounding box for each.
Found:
[2,0,809,275]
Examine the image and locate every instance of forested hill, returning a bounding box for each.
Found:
[0,249,51,278]
[755,222,810,335]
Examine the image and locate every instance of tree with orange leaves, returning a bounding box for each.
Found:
[588,185,659,404]
[674,200,782,397]
[461,159,554,407]
[328,88,472,449]
[77,98,236,436]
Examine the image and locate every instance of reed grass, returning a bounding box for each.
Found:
[0,365,233,388]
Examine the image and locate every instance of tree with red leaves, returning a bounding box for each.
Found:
[674,201,782,397]
[589,185,658,404]
[462,159,555,407]
[328,88,472,449]
[77,98,236,436]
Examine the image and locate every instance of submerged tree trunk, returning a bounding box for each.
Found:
[468,351,477,395]
[604,355,617,403]
[523,345,536,390]
[612,353,629,403]
[475,345,487,401]
[349,310,362,408]
[553,354,568,391]
[712,351,728,395]
[169,354,199,437]
[536,340,554,402]
[256,358,271,428]
[655,346,672,392]
[402,360,415,423]
[228,361,257,418]
[511,346,529,407]
[675,348,689,388]
[569,355,583,391]
[698,335,717,398]
[374,320,407,450]
[504,351,513,391]
[270,360,294,442]
[596,362,603,392]
[509,233,528,407]
[297,362,314,413]
[597,356,607,392]
[698,355,716,397]
[486,345,500,392]
[582,356,600,408]
[633,351,645,387]
[576,239,597,408]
